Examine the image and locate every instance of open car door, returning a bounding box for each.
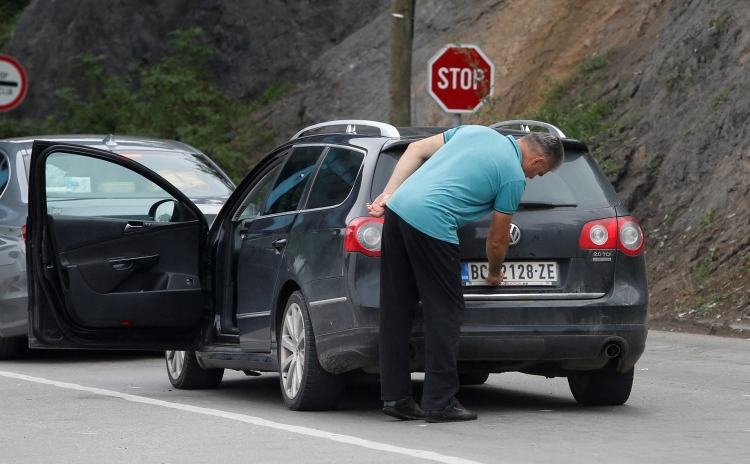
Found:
[27,141,209,350]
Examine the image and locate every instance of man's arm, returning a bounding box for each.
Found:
[486,211,513,285]
[366,133,445,217]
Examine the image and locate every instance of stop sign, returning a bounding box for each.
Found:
[427,44,495,114]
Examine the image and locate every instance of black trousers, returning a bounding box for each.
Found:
[379,209,465,410]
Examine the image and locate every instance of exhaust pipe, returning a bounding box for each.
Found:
[604,343,621,358]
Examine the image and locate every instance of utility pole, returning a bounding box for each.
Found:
[388,0,415,127]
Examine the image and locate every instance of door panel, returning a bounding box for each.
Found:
[236,213,296,352]
[50,216,201,327]
[28,142,208,349]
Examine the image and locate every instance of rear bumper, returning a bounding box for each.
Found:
[314,301,648,375]
[314,250,649,375]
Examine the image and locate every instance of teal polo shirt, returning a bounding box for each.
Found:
[386,125,526,244]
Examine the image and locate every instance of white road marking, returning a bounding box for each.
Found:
[0,371,484,464]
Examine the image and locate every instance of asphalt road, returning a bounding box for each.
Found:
[1,330,748,464]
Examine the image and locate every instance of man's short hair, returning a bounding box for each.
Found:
[521,132,565,170]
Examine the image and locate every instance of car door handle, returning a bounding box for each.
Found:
[124,221,144,233]
[108,254,160,271]
[271,239,287,251]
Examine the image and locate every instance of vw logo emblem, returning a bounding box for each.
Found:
[509,223,521,246]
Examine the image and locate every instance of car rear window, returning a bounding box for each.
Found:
[306,147,364,209]
[371,146,619,209]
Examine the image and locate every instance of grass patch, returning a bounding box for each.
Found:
[516,52,626,177]
[642,151,663,174]
[710,93,728,110]
[692,246,717,281]
[697,209,715,230]
[708,11,734,36]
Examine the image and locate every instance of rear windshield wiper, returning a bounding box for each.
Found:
[518,201,577,209]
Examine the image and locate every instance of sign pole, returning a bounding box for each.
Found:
[453,114,461,127]
[388,0,415,127]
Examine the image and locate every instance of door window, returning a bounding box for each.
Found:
[306,147,364,209]
[235,165,281,221]
[45,152,181,219]
[263,146,325,215]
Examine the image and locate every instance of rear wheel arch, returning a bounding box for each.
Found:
[275,280,302,339]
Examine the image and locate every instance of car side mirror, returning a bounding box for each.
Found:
[148,199,178,222]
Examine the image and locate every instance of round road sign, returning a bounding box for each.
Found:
[0,54,28,112]
[427,44,495,114]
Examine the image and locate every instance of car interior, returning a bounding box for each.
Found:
[40,150,204,329]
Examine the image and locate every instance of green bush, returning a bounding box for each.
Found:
[0,0,30,48]
[1,28,284,182]
[519,52,628,178]
[525,53,616,144]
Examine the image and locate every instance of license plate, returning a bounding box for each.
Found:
[461,261,558,286]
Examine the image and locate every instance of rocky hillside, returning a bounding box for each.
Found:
[1,0,387,118]
[3,0,749,335]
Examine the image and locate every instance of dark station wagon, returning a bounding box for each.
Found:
[25,120,648,410]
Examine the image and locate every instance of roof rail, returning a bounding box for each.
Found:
[489,120,566,138]
[290,120,400,140]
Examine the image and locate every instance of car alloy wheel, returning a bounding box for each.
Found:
[165,350,224,389]
[166,350,186,380]
[278,291,343,410]
[280,302,306,399]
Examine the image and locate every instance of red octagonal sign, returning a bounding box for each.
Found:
[427,44,495,114]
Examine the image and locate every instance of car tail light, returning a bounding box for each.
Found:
[578,216,645,256]
[345,217,384,257]
[22,225,27,245]
[617,216,645,256]
[579,218,617,249]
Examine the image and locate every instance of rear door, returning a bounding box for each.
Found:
[27,142,209,350]
[236,145,325,352]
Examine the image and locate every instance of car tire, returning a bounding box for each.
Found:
[278,291,343,411]
[568,368,634,406]
[0,336,24,360]
[165,350,224,389]
[458,372,490,386]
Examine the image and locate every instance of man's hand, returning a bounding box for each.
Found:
[486,211,513,284]
[367,192,391,218]
[486,269,504,286]
[367,134,446,218]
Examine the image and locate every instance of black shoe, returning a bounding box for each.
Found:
[425,398,477,423]
[382,396,426,420]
